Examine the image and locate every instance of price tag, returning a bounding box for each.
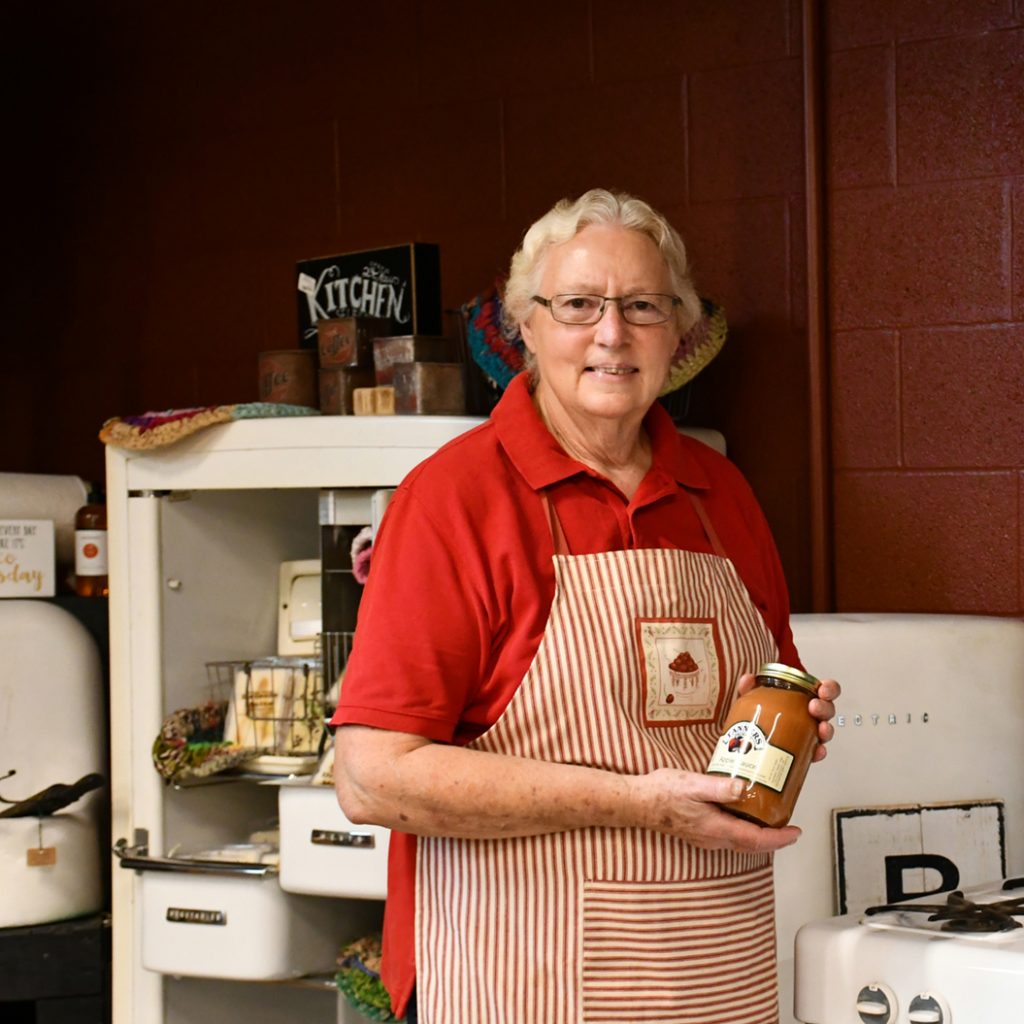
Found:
[27,846,57,867]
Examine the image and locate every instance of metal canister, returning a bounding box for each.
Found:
[391,362,466,415]
[318,366,376,415]
[316,316,389,368]
[258,350,317,407]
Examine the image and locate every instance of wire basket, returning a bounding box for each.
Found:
[321,630,356,709]
[206,656,326,758]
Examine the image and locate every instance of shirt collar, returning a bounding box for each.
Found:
[492,372,711,492]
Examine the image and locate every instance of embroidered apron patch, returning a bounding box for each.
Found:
[635,617,724,725]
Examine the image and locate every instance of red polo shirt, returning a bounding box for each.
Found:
[331,371,799,1016]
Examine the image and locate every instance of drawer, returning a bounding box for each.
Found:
[279,785,389,900]
[140,867,379,980]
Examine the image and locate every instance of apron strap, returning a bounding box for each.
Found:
[540,488,729,562]
[539,489,572,556]
[685,489,729,560]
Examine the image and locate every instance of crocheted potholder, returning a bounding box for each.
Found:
[462,282,727,395]
[151,700,251,783]
[100,402,320,450]
[335,934,404,1021]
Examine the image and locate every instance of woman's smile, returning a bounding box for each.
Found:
[585,364,638,374]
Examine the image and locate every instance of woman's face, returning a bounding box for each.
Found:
[519,224,680,429]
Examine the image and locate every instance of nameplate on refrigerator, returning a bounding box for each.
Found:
[166,907,227,926]
[833,799,1005,914]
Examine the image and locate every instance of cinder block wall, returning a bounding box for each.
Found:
[4,0,1021,617]
[826,0,1023,614]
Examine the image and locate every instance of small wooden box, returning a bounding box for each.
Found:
[392,362,466,416]
[318,366,376,415]
[373,335,458,385]
[352,386,396,416]
[316,317,390,368]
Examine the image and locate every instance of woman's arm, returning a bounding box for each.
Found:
[334,724,800,854]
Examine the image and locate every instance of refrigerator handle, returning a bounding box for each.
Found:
[112,836,277,878]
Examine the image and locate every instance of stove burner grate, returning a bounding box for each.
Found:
[864,889,1024,933]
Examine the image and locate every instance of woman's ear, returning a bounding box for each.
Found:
[519,319,536,354]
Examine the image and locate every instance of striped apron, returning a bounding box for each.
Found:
[416,492,780,1023]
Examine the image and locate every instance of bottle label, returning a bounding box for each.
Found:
[707,721,794,793]
[75,530,108,576]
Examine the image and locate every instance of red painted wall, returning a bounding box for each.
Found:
[827,0,1023,615]
[4,1,1021,617]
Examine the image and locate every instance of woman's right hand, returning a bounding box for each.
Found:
[629,768,801,854]
[335,725,800,850]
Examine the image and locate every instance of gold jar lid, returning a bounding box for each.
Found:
[756,662,820,696]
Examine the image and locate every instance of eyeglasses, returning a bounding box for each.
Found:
[532,293,681,326]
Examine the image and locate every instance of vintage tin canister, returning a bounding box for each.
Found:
[392,362,466,415]
[373,335,459,385]
[318,366,376,415]
[258,350,317,407]
[316,317,389,368]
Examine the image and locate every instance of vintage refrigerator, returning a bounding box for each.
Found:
[107,414,1024,1024]
[106,415,484,1024]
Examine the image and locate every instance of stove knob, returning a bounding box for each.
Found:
[908,992,950,1024]
[855,984,898,1023]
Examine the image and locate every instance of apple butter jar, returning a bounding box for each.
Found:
[706,663,821,828]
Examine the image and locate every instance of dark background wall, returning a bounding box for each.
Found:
[3,0,1021,618]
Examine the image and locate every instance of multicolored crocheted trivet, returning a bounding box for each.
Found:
[99,402,320,450]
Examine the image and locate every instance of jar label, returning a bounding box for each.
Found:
[75,530,108,576]
[706,721,794,793]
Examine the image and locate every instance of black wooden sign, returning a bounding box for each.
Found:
[296,243,442,347]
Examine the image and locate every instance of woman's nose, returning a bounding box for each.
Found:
[594,300,628,345]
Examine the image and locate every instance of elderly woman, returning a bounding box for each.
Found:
[333,188,840,1024]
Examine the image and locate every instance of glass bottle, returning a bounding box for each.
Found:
[706,663,820,827]
[74,488,109,597]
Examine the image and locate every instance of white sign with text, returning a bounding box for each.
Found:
[833,800,1005,914]
[0,519,56,597]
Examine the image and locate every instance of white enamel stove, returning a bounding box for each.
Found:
[794,877,1024,1023]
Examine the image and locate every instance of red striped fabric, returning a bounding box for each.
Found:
[417,545,780,1023]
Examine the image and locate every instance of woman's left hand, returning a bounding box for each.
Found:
[735,673,841,763]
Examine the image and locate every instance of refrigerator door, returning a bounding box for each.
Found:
[107,415,487,1024]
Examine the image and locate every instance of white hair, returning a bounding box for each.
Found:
[502,188,702,336]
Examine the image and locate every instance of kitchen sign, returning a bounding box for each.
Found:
[833,799,1005,914]
[0,520,55,598]
[296,243,442,348]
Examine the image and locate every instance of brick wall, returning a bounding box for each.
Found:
[4,0,1020,615]
[827,0,1023,614]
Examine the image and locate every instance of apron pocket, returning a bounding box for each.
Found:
[580,868,778,1024]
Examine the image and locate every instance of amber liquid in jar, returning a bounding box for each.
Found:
[74,496,109,598]
[706,663,820,828]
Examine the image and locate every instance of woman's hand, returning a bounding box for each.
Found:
[735,672,841,763]
[629,768,801,853]
[336,725,799,849]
